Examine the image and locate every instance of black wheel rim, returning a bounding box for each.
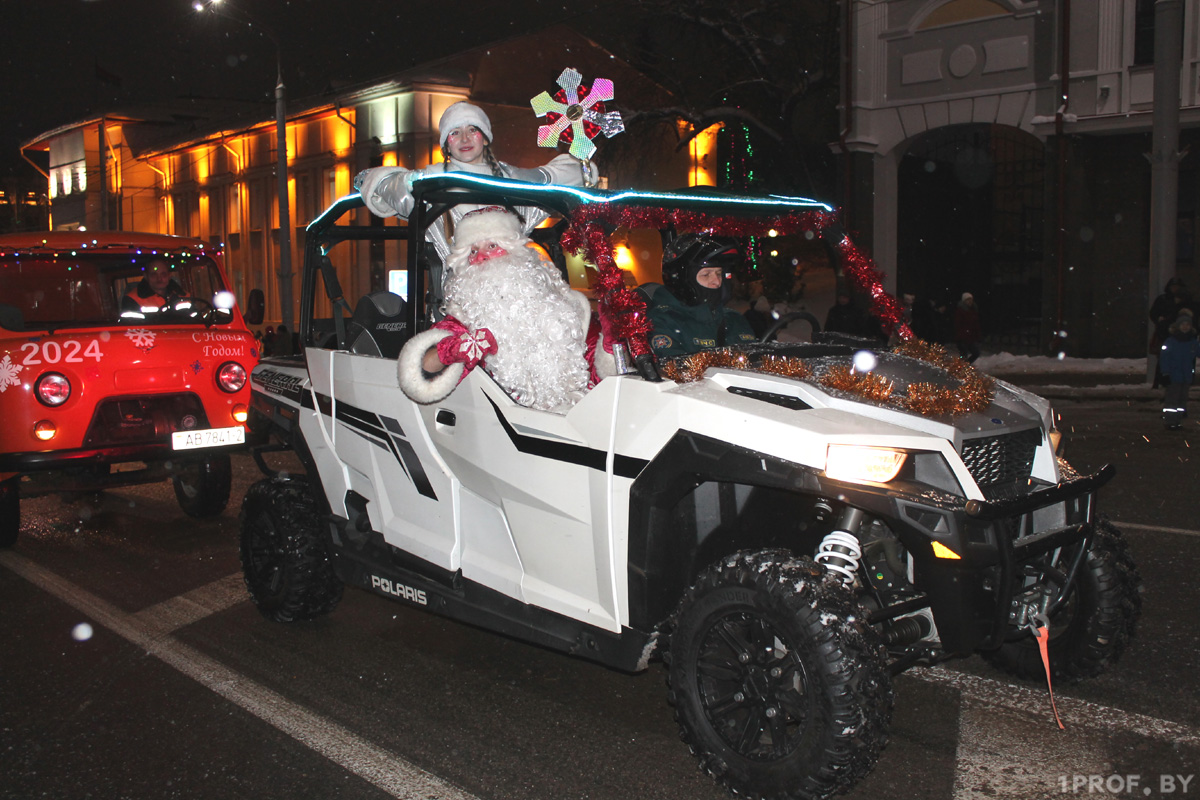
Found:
[245,512,286,600]
[695,610,811,760]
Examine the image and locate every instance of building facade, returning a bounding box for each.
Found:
[844,0,1200,356]
[20,28,692,330]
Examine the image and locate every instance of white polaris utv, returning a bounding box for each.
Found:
[240,173,1141,800]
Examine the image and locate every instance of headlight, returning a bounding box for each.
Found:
[35,373,71,406]
[825,445,907,484]
[217,362,247,393]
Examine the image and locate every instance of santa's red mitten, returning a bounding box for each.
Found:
[434,318,497,381]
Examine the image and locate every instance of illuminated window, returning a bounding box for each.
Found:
[76,164,87,193]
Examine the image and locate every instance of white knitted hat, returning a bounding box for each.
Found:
[438,102,493,147]
[452,206,522,249]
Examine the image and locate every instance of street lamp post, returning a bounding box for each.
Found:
[195,0,294,335]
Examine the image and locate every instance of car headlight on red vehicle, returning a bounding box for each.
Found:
[35,373,72,406]
[217,362,247,393]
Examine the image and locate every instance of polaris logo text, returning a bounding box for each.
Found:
[371,575,427,605]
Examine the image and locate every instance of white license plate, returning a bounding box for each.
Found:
[171,426,245,451]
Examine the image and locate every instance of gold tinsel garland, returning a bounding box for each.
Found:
[659,339,996,418]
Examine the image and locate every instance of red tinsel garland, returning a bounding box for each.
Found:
[561,203,914,357]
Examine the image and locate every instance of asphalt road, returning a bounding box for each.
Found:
[2,396,1198,800]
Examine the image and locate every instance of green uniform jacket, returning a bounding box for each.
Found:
[642,284,758,358]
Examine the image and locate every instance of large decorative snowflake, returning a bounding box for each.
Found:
[530,68,624,161]
[125,328,157,351]
[0,353,23,393]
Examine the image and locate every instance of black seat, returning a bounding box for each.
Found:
[346,291,408,358]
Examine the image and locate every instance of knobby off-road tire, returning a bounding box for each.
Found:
[984,517,1142,682]
[239,477,343,623]
[665,550,893,800]
[172,454,232,518]
[0,475,19,548]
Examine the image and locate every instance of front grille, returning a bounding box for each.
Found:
[960,428,1041,498]
[83,393,209,448]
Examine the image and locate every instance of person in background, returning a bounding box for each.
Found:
[824,290,867,337]
[273,324,295,357]
[1159,310,1198,430]
[1149,278,1193,388]
[954,291,982,363]
[642,234,758,358]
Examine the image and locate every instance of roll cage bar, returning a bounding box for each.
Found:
[298,172,839,353]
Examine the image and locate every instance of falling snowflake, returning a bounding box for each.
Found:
[125,328,157,351]
[530,67,624,161]
[0,353,23,393]
[190,360,203,374]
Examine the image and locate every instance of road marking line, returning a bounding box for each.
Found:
[132,572,247,635]
[911,665,1200,745]
[0,551,480,800]
[1112,520,1200,538]
[952,696,1110,800]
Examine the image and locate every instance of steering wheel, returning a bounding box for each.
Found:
[760,311,822,343]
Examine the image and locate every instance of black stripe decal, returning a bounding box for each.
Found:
[311,391,438,500]
[485,395,647,479]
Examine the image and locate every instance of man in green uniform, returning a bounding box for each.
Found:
[642,234,758,358]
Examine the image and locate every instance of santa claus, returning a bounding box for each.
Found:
[398,206,612,411]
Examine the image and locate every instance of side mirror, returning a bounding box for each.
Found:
[244,288,265,325]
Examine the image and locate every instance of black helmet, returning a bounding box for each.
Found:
[661,234,741,307]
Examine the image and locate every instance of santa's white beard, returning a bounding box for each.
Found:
[445,249,589,410]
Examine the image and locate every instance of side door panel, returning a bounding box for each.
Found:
[308,347,459,571]
[422,371,622,631]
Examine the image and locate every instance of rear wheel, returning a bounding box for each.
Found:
[239,477,342,622]
[0,475,19,548]
[984,518,1142,682]
[665,550,892,800]
[172,454,231,518]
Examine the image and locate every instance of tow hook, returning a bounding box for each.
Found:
[1010,585,1055,631]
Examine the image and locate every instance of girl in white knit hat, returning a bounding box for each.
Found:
[354,101,593,266]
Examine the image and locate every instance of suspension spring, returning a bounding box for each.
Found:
[815,530,863,585]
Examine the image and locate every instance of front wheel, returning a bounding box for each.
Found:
[665,550,893,800]
[984,518,1142,682]
[172,454,232,518]
[0,475,19,548]
[239,477,342,622]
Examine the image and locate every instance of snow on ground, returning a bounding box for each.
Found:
[975,352,1146,376]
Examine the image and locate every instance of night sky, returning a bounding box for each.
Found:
[0,0,616,179]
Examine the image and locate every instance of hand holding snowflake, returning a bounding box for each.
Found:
[530,68,624,161]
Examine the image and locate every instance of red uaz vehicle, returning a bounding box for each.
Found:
[0,232,263,546]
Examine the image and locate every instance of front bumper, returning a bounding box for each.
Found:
[0,440,246,473]
[818,464,1115,654]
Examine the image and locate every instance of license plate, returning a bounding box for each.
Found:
[171,426,245,451]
